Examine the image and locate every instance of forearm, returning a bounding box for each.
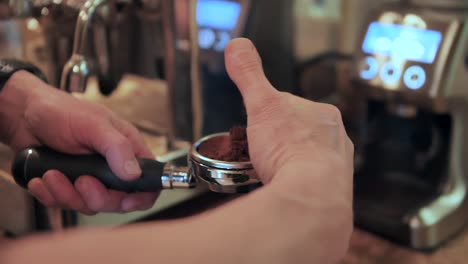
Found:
[0,185,351,264]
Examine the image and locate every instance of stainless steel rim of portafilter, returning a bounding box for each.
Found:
[188,132,262,194]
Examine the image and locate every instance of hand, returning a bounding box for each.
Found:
[0,71,158,214]
[224,38,354,261]
[0,39,354,264]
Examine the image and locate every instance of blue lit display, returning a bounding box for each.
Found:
[362,22,442,64]
[196,0,241,30]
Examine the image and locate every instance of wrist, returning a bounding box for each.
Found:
[0,71,45,144]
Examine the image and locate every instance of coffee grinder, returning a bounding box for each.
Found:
[349,0,468,249]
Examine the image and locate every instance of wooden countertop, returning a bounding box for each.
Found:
[342,227,468,264]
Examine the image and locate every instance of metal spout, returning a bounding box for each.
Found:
[60,0,108,92]
[60,54,92,93]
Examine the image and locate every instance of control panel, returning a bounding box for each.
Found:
[354,9,462,98]
[196,0,245,52]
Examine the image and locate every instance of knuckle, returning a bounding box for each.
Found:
[325,104,343,120]
[105,135,131,153]
[126,122,141,136]
[114,136,132,150]
[248,91,283,120]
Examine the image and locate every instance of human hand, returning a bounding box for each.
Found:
[224,38,354,261]
[0,71,158,215]
[0,39,355,264]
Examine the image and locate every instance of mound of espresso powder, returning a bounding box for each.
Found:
[198,126,250,162]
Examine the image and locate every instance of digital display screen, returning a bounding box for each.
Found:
[362,22,442,64]
[196,0,242,30]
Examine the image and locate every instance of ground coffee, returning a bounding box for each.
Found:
[198,126,250,162]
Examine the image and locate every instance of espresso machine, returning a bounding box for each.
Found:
[349,0,468,250]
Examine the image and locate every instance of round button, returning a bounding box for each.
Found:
[404,65,426,90]
[380,61,402,85]
[214,31,231,52]
[359,56,379,80]
[198,28,216,49]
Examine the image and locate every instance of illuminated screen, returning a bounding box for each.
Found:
[362,22,442,64]
[196,0,241,30]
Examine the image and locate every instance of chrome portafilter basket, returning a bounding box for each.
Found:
[12,132,262,194]
[188,132,261,193]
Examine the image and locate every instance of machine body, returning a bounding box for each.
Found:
[350,0,468,250]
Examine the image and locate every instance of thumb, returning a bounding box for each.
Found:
[85,124,142,181]
[225,38,278,115]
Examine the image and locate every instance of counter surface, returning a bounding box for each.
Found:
[342,228,468,264]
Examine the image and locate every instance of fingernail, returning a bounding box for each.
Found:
[124,160,141,177]
[228,39,255,57]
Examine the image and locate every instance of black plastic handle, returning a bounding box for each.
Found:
[11,147,166,193]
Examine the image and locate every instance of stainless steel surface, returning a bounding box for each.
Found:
[190,133,261,194]
[60,0,106,92]
[59,0,197,141]
[161,164,196,189]
[61,54,92,92]
[191,161,260,193]
[409,0,468,9]
[407,101,468,249]
[160,132,261,194]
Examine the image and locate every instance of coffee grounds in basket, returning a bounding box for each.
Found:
[198,126,250,162]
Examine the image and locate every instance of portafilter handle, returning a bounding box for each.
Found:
[11,147,196,192]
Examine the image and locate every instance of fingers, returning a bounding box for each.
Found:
[110,117,154,159]
[74,176,125,212]
[75,176,158,212]
[84,123,142,181]
[28,178,56,207]
[225,38,279,116]
[28,171,96,215]
[29,172,158,214]
[120,192,159,212]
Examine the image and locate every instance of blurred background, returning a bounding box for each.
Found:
[0,0,466,262]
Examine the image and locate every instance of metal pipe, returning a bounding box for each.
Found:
[60,0,108,92]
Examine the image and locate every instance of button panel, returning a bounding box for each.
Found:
[198,28,233,51]
[357,55,431,92]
